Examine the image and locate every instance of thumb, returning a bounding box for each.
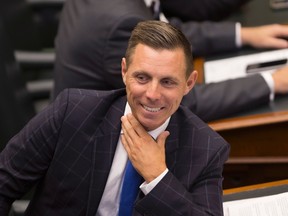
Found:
[156,131,170,146]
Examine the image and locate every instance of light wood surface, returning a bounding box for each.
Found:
[209,110,288,131]
[223,179,288,195]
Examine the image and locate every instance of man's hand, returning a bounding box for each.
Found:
[121,114,170,183]
[241,24,288,49]
[273,66,288,94]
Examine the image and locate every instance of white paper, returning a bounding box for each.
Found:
[223,192,288,216]
[204,49,288,83]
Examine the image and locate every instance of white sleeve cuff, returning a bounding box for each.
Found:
[139,168,169,195]
[235,22,242,48]
[261,72,275,101]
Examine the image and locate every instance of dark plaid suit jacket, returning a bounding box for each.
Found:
[0,88,230,216]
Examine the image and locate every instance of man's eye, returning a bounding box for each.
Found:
[162,79,176,87]
[136,75,148,83]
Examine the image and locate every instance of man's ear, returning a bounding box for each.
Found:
[121,57,127,85]
[184,70,198,95]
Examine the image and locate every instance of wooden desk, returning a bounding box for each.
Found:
[194,58,288,189]
[209,98,288,189]
[224,179,288,196]
[223,179,288,202]
[209,108,288,159]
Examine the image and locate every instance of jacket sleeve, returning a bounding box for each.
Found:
[182,74,271,122]
[0,90,69,215]
[161,0,250,22]
[169,17,237,57]
[135,139,230,216]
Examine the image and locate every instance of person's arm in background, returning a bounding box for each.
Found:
[161,0,250,21]
[182,75,270,122]
[169,18,238,57]
[272,66,288,93]
[168,17,288,57]
[182,66,288,122]
[161,0,288,56]
[241,24,288,49]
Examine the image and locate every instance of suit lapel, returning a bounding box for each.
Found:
[86,96,126,216]
[164,115,179,171]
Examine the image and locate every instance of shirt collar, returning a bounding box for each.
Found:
[124,102,170,140]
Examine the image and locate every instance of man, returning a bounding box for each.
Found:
[0,21,230,216]
[53,0,288,122]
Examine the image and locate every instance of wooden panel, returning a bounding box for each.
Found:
[223,163,288,189]
[219,120,288,189]
[219,121,288,157]
[195,56,288,190]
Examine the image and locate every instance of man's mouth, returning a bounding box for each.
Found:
[142,105,162,112]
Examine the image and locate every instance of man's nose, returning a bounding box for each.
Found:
[146,81,161,100]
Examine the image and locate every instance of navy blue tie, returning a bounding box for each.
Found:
[118,160,142,216]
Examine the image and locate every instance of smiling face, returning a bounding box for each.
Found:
[122,44,197,131]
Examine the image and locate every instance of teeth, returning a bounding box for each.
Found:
[143,105,161,112]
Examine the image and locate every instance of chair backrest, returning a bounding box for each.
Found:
[0,18,36,151]
[0,0,63,51]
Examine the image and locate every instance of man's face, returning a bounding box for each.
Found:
[122,44,197,131]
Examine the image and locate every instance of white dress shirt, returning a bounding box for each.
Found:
[96,102,170,216]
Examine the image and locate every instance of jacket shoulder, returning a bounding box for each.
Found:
[55,88,126,113]
[176,105,229,146]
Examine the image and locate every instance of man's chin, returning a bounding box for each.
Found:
[133,112,162,131]
[140,119,160,131]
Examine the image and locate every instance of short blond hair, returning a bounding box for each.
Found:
[125,20,194,78]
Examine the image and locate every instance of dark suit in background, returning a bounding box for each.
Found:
[161,0,250,21]
[53,0,271,121]
[0,89,230,215]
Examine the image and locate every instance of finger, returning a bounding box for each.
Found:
[271,24,288,36]
[121,116,143,158]
[121,122,134,148]
[121,115,139,141]
[267,38,288,49]
[120,132,131,155]
[156,131,170,147]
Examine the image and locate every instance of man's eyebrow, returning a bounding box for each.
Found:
[161,75,180,83]
[133,70,149,74]
[132,71,151,77]
[133,71,180,82]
